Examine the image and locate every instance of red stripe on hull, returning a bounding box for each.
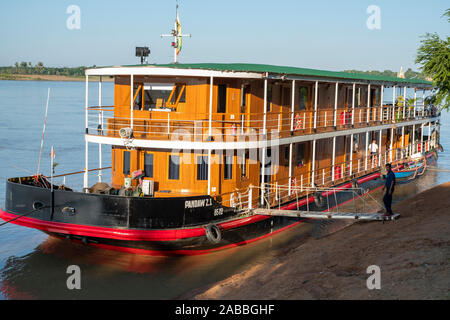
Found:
[0,209,272,242]
[56,220,304,256]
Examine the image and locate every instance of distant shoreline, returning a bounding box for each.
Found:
[0,74,112,82]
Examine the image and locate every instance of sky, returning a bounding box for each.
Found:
[0,0,448,72]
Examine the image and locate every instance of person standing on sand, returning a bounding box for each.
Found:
[382,163,396,216]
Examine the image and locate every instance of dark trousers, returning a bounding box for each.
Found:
[383,193,393,215]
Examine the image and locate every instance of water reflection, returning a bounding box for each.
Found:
[0,221,313,300]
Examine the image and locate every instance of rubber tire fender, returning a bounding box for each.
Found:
[314,192,325,208]
[205,224,222,244]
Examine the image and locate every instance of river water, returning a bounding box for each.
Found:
[0,80,449,299]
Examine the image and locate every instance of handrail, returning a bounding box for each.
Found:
[45,166,112,179]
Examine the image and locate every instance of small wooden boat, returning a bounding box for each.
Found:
[392,155,427,183]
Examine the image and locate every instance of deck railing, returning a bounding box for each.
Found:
[87,105,439,143]
[217,140,436,209]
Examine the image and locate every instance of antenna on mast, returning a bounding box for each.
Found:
[161,0,191,63]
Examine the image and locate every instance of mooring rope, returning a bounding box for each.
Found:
[0,206,49,228]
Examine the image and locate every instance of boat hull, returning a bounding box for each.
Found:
[0,150,439,256]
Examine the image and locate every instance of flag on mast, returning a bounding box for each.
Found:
[176,11,182,56]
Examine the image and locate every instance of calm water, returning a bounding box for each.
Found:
[0,80,449,300]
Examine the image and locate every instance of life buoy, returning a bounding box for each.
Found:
[314,192,325,207]
[231,124,237,136]
[205,224,222,244]
[291,177,297,190]
[294,114,302,131]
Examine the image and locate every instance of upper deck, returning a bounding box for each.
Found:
[85,63,437,149]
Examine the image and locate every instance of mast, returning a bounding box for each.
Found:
[161,0,191,63]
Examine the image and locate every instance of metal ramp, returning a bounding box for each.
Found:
[247,184,400,222]
[252,208,400,221]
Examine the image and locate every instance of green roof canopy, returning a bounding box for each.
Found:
[150,63,432,86]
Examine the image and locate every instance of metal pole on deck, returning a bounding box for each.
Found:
[314,81,318,131]
[130,74,134,133]
[367,84,371,124]
[37,88,50,175]
[351,83,355,127]
[84,75,89,191]
[98,76,102,183]
[311,139,316,186]
[349,134,354,175]
[380,85,384,122]
[289,80,295,196]
[334,82,338,129]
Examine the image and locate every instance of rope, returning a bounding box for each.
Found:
[0,206,49,228]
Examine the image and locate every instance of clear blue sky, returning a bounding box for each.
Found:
[0,0,448,72]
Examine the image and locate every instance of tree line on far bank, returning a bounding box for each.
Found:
[0,62,93,77]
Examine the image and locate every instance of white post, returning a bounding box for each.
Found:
[380,85,384,122]
[421,123,424,152]
[422,90,425,117]
[289,80,295,195]
[291,80,295,132]
[412,124,416,153]
[314,81,318,130]
[84,75,89,191]
[263,77,268,134]
[50,146,54,192]
[352,83,355,126]
[207,149,212,195]
[428,122,431,151]
[378,129,382,167]
[311,139,316,186]
[130,74,134,132]
[209,76,213,137]
[349,134,354,175]
[334,82,338,128]
[390,127,394,162]
[414,89,417,118]
[367,84,371,124]
[261,77,268,204]
[288,143,293,196]
[403,86,407,119]
[401,126,405,157]
[392,85,396,121]
[332,136,336,182]
[364,131,369,171]
[98,76,103,182]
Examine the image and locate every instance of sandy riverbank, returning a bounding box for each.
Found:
[0,74,112,82]
[186,182,450,300]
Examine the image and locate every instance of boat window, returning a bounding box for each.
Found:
[144,153,154,178]
[241,85,248,107]
[282,87,291,107]
[267,84,272,112]
[218,84,227,113]
[284,145,290,161]
[123,151,131,175]
[197,156,208,181]
[240,151,248,178]
[224,155,233,180]
[134,84,143,110]
[299,87,308,110]
[143,83,174,110]
[170,84,186,105]
[168,155,180,180]
[296,143,304,167]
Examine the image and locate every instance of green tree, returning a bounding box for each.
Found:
[415,9,450,111]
